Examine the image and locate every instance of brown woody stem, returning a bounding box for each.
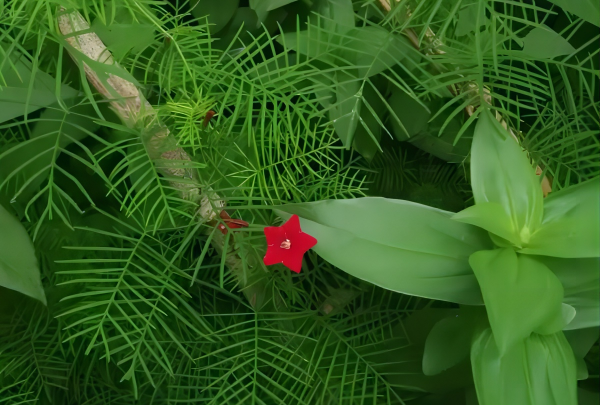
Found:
[379,0,552,195]
[56,7,269,308]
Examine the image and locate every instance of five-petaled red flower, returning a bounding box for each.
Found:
[263,215,317,273]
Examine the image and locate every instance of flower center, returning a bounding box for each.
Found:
[280,239,291,249]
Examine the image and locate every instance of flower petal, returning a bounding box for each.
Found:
[263,214,318,273]
[282,214,302,235]
[264,246,285,266]
[264,226,286,246]
[282,250,306,273]
[293,232,318,253]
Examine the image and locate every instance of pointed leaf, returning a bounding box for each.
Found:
[565,327,599,379]
[351,85,383,160]
[423,312,477,376]
[313,0,355,34]
[277,0,353,57]
[471,110,543,245]
[192,0,240,33]
[536,256,600,330]
[521,26,576,59]
[453,202,521,246]
[0,204,46,304]
[521,178,600,258]
[330,72,361,148]
[276,197,493,304]
[455,3,489,37]
[0,50,78,124]
[547,0,600,28]
[469,249,563,353]
[249,0,297,21]
[92,20,156,59]
[388,91,471,162]
[339,26,415,78]
[471,328,577,405]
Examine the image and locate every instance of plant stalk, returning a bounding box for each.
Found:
[56,7,268,309]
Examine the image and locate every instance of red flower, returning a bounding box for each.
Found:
[263,214,317,273]
[217,210,249,235]
[203,110,216,127]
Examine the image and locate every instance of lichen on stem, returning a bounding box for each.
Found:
[56,7,271,309]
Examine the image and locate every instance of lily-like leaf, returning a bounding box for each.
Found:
[0,49,79,124]
[471,110,543,246]
[469,249,563,353]
[338,26,415,79]
[546,0,600,28]
[330,71,362,147]
[0,204,46,304]
[313,0,355,34]
[191,0,239,33]
[521,178,600,258]
[453,202,521,247]
[471,328,577,405]
[422,307,484,376]
[276,197,492,304]
[521,26,576,60]
[249,0,298,22]
[564,327,600,380]
[536,256,600,330]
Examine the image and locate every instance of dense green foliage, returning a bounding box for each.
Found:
[0,0,598,404]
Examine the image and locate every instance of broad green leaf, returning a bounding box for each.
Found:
[281,26,412,79]
[351,85,383,160]
[278,0,353,59]
[215,7,261,46]
[0,49,78,124]
[471,328,577,405]
[388,89,429,141]
[250,0,297,21]
[330,71,361,148]
[469,249,564,353]
[278,29,335,61]
[339,26,414,78]
[559,303,577,330]
[535,256,600,330]
[0,204,46,304]
[564,327,599,380]
[0,102,100,208]
[471,110,543,246]
[250,0,297,10]
[423,311,479,376]
[521,178,600,258]
[281,23,413,149]
[0,87,63,123]
[313,0,355,34]
[521,26,576,59]
[453,202,521,247]
[455,3,489,37]
[388,91,471,162]
[92,21,156,60]
[277,197,492,304]
[547,0,600,28]
[373,308,476,394]
[192,0,240,33]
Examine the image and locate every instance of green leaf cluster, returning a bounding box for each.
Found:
[282,108,599,404]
